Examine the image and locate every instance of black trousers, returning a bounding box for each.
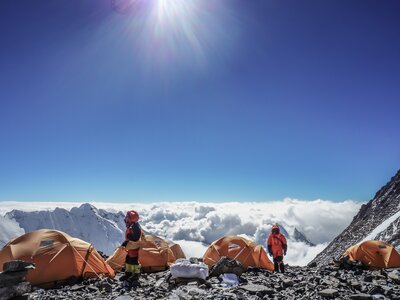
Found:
[126,255,139,265]
[273,256,285,273]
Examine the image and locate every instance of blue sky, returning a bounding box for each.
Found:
[0,0,399,202]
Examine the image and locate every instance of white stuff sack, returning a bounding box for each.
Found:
[170,259,209,280]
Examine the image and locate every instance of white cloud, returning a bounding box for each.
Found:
[0,199,362,265]
[285,242,328,266]
[199,212,258,244]
[0,215,24,247]
[175,240,209,259]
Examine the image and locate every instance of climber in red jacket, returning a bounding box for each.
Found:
[267,224,288,273]
[120,210,142,282]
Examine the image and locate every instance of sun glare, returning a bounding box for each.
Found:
[111,0,236,68]
[151,0,205,62]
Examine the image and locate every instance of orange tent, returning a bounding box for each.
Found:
[106,235,185,273]
[0,229,115,288]
[169,241,186,261]
[343,240,400,269]
[203,236,274,271]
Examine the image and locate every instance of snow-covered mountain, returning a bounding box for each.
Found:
[0,201,335,265]
[293,228,315,246]
[0,215,24,247]
[311,169,400,266]
[6,203,126,255]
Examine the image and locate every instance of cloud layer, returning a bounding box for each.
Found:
[0,199,361,265]
[0,215,24,247]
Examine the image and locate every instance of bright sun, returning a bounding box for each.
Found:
[152,0,204,56]
[111,0,234,67]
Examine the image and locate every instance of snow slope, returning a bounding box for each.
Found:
[361,210,400,243]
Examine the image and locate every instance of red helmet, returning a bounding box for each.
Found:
[272,224,280,234]
[124,210,139,226]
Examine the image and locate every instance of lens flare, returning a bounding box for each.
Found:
[110,0,238,69]
[152,0,204,60]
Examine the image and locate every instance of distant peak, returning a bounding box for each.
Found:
[294,227,315,246]
[78,203,97,211]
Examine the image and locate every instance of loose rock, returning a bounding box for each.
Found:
[319,288,339,298]
[3,261,35,273]
[239,284,275,297]
[21,265,400,300]
[350,293,373,300]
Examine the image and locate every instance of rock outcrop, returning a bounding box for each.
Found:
[0,260,35,300]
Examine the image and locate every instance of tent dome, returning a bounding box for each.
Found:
[106,235,186,273]
[343,240,400,269]
[203,236,274,271]
[0,229,115,287]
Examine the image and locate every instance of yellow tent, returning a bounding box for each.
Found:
[203,236,274,271]
[343,240,400,269]
[0,229,115,288]
[106,235,185,273]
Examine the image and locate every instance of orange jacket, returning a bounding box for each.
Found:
[267,225,287,258]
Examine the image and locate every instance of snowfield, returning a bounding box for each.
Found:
[0,199,361,266]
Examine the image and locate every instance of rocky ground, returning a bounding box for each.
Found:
[27,265,400,300]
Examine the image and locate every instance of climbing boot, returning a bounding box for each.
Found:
[119,272,132,281]
[121,263,136,281]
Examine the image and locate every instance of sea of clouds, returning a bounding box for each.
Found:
[0,199,362,266]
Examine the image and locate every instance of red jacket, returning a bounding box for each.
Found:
[267,225,287,258]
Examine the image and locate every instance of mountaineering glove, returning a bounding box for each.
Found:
[267,245,273,257]
[121,240,128,247]
[284,250,287,256]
